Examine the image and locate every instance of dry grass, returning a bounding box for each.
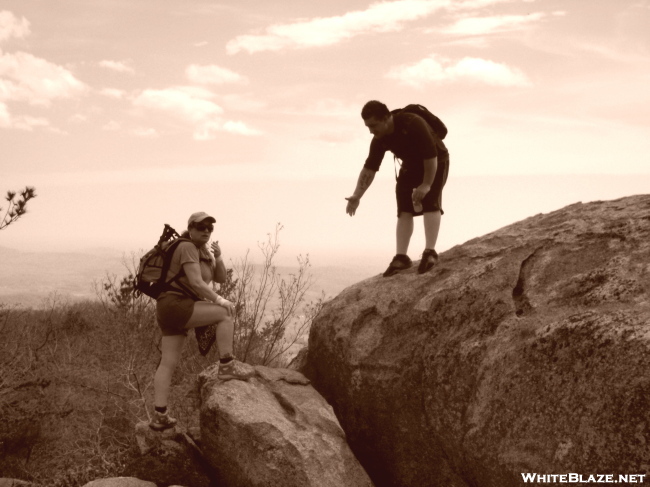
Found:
[0,262,321,486]
[0,292,200,486]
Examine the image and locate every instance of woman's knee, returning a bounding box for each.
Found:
[160,351,181,369]
[217,315,234,329]
[187,303,230,328]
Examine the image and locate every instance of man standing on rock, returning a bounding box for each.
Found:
[346,100,450,277]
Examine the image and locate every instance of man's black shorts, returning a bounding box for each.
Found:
[395,152,449,217]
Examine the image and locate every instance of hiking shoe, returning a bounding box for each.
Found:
[383,254,412,277]
[217,359,255,381]
[149,410,177,431]
[417,249,439,274]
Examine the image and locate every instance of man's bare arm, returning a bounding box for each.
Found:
[345,167,376,216]
[353,167,376,198]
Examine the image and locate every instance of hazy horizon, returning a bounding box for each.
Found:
[3,174,649,266]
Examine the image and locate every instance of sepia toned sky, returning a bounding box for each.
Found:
[1,0,649,267]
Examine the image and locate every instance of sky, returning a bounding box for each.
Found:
[1,0,649,269]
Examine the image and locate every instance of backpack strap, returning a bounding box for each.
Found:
[393,155,401,181]
[160,238,201,301]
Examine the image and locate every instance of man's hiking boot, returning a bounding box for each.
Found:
[217,359,255,381]
[149,410,177,431]
[418,249,439,274]
[383,254,412,277]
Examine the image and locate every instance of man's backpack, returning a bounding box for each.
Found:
[392,104,447,140]
[134,224,197,300]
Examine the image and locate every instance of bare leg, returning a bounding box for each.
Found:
[154,334,186,408]
[423,211,442,250]
[396,213,414,255]
[186,301,255,381]
[185,301,234,358]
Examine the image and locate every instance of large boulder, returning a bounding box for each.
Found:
[80,479,156,487]
[306,195,650,487]
[199,365,373,487]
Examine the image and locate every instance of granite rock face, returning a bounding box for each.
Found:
[306,195,650,487]
[199,365,373,487]
[80,478,157,487]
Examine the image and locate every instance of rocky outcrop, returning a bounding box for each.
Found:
[80,478,157,487]
[306,195,650,487]
[123,422,211,487]
[199,365,373,487]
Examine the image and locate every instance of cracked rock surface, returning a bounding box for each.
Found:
[198,365,373,487]
[305,195,650,487]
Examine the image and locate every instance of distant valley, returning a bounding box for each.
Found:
[0,246,376,308]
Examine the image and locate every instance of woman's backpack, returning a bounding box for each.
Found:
[134,224,197,299]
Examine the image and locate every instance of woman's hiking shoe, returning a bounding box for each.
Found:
[149,410,178,431]
[383,254,412,277]
[418,249,439,274]
[217,359,255,381]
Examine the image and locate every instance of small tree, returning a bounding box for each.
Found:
[223,223,324,366]
[0,186,37,230]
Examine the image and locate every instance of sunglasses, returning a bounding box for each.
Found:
[194,224,214,232]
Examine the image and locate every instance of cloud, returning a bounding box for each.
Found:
[132,86,261,140]
[446,0,517,10]
[226,0,449,54]
[0,11,85,132]
[386,55,531,87]
[13,115,50,131]
[217,93,267,112]
[0,101,10,125]
[0,103,50,131]
[185,64,248,85]
[99,87,126,99]
[99,59,135,74]
[0,11,30,42]
[440,12,546,36]
[132,127,159,138]
[222,120,262,136]
[133,86,223,123]
[102,121,120,131]
[0,50,87,105]
[69,113,87,123]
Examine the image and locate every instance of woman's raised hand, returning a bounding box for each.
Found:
[210,240,221,258]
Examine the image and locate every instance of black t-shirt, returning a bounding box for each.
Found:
[364,113,447,177]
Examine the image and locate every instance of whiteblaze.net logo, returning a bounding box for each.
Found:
[521,473,646,484]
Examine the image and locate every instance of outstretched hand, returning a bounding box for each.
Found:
[345,196,360,216]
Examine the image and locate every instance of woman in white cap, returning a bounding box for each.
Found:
[150,211,254,431]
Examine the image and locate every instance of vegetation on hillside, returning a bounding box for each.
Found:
[0,224,325,486]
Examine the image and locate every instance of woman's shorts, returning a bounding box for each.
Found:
[156,292,195,336]
[396,152,449,217]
